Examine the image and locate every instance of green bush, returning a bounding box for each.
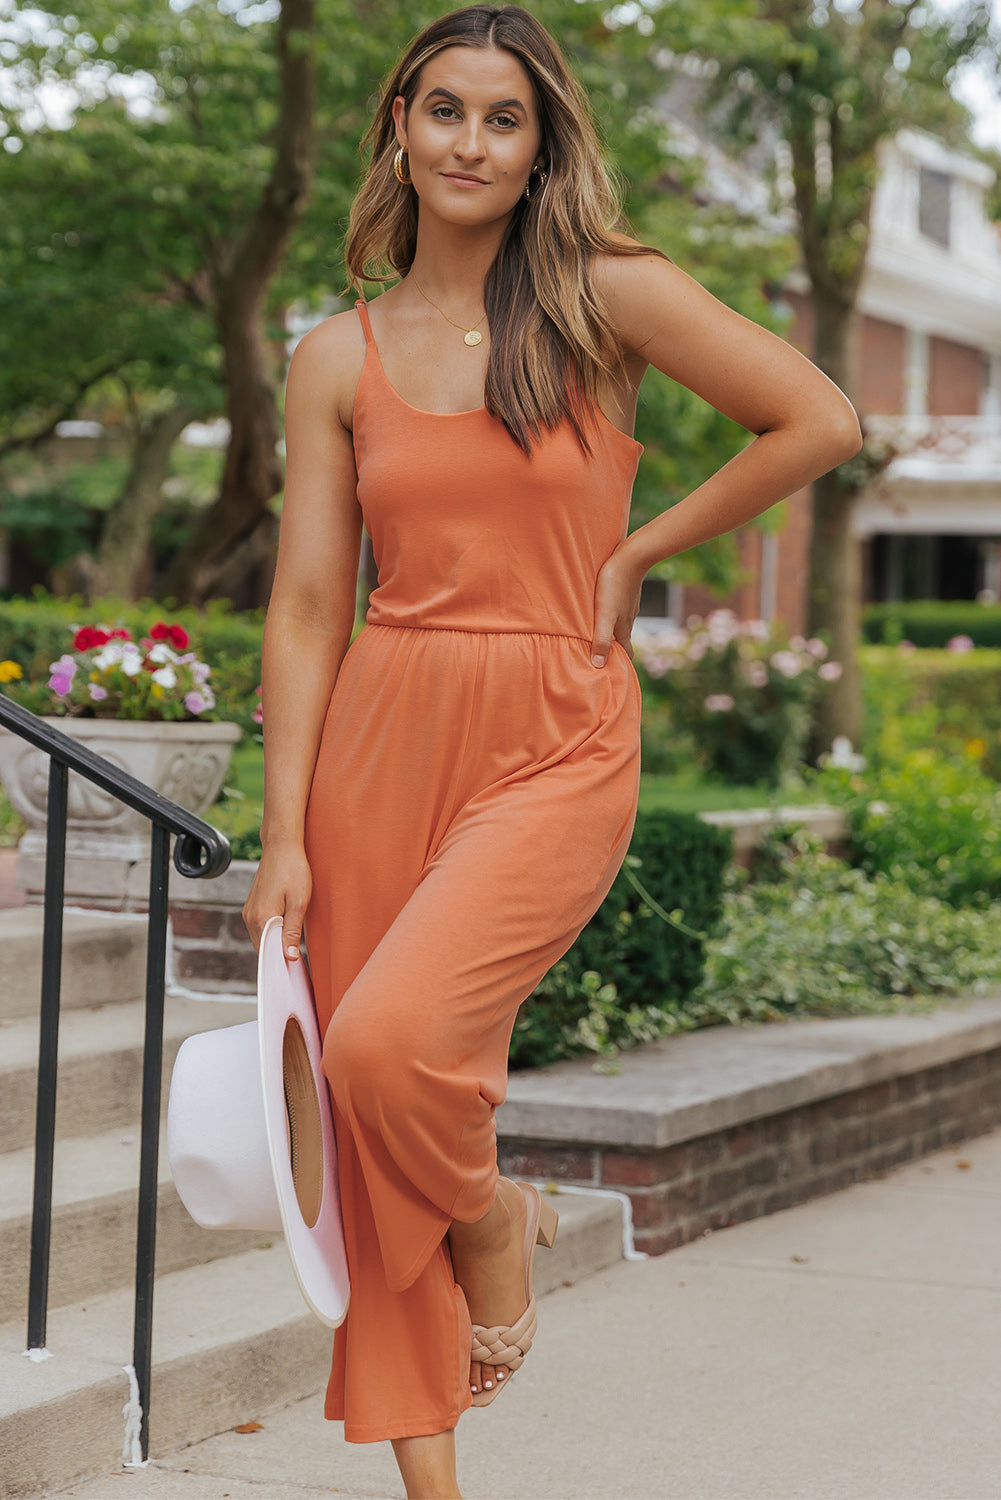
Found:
[686,830,1001,1027]
[863,600,1001,649]
[510,807,733,1067]
[0,590,264,736]
[509,963,673,1069]
[807,746,1001,911]
[857,644,1001,780]
[633,611,838,787]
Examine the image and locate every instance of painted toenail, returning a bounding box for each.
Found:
[484,1381,493,1388]
[471,1385,478,1392]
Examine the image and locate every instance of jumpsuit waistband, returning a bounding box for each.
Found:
[365,622,594,646]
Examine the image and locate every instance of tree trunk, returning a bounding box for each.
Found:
[87,401,198,599]
[806,294,863,759]
[162,309,284,604]
[162,0,316,606]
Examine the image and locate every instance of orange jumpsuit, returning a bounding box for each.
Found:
[302,300,643,1443]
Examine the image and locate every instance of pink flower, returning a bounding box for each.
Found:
[48,655,77,696]
[806,637,828,659]
[704,693,735,712]
[898,640,916,654]
[88,683,109,702]
[818,661,843,681]
[946,635,975,653]
[184,690,208,716]
[770,650,802,678]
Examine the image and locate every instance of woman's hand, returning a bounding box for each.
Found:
[590,543,646,667]
[242,839,313,961]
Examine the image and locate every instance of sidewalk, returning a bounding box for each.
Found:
[54,1122,1001,1500]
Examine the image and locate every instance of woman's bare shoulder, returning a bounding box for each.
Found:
[287,306,368,430]
[589,235,696,349]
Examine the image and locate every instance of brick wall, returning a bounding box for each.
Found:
[499,1046,1001,1256]
[928,336,985,415]
[858,317,906,414]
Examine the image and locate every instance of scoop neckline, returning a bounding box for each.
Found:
[362,338,644,455]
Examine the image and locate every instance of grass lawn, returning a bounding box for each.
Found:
[638,769,830,814]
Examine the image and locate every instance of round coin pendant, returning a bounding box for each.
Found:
[464,330,483,346]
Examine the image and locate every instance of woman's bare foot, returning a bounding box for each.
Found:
[447,1177,529,1397]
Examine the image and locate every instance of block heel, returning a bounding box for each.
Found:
[533,1193,559,1249]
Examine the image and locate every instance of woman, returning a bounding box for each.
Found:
[243,6,862,1497]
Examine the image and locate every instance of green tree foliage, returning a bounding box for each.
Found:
[0,0,814,604]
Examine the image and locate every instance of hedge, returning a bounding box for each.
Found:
[510,807,734,1067]
[862,600,1001,649]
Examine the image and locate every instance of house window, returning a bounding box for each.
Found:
[917,167,951,248]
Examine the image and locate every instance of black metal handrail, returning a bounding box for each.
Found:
[0,692,232,1462]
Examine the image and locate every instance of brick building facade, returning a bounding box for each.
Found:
[642,129,1001,633]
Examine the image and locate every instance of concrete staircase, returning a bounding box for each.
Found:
[0,907,624,1498]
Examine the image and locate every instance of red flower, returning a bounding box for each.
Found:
[149,621,190,651]
[109,627,132,641]
[73,626,111,651]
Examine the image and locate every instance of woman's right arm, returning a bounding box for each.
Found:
[242,314,364,961]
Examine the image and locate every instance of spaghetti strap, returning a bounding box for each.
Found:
[355,299,375,346]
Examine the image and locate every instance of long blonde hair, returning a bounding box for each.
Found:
[345,5,663,453]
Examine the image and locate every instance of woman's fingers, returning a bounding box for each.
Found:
[282,902,305,961]
[241,846,312,959]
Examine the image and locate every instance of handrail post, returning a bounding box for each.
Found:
[1,691,232,1458]
[132,821,171,1460]
[26,759,68,1351]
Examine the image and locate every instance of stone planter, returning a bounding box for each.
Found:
[0,717,241,908]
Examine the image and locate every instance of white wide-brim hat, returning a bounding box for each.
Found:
[167,914,349,1328]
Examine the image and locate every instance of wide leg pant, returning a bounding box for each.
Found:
[302,624,640,1442]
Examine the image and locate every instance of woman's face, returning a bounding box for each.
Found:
[392,45,545,228]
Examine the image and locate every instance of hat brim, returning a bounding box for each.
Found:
[258,915,349,1328]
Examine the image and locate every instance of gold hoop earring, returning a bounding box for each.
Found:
[524,166,547,201]
[394,147,411,186]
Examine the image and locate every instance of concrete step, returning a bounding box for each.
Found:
[0,1190,622,1497]
[0,994,256,1153]
[0,1128,274,1317]
[0,908,148,1022]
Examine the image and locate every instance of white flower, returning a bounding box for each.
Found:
[826,735,866,771]
[806,637,828,659]
[148,642,177,665]
[704,693,735,712]
[151,666,177,689]
[818,660,843,681]
[94,642,143,676]
[687,639,708,662]
[741,619,771,642]
[93,644,124,671]
[745,659,768,688]
[120,646,144,677]
[789,634,806,651]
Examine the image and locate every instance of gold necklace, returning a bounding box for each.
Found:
[410,273,486,347]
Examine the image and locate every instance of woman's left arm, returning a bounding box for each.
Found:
[589,250,863,668]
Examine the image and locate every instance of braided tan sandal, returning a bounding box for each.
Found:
[469,1180,559,1408]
